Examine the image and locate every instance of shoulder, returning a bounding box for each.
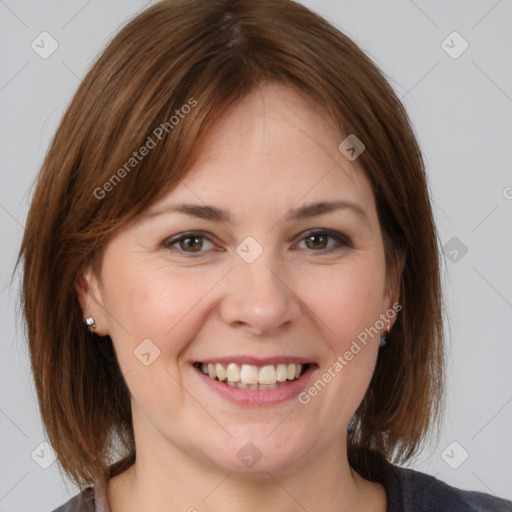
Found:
[353,450,512,512]
[50,487,95,512]
[388,464,512,512]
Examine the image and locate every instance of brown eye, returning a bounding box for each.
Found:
[163,231,215,257]
[304,233,329,250]
[178,235,203,252]
[298,229,351,254]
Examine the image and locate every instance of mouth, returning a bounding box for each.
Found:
[193,361,312,390]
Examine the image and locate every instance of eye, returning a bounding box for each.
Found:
[162,231,215,257]
[296,229,351,254]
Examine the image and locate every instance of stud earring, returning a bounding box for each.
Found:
[379,319,391,347]
[85,316,96,330]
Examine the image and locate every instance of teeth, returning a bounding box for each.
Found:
[226,363,241,383]
[258,365,277,384]
[237,381,278,390]
[215,363,226,381]
[240,364,259,384]
[198,362,305,386]
[276,364,288,382]
[207,363,217,379]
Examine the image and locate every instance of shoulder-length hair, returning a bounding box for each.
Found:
[17,0,444,488]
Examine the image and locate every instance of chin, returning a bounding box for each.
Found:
[200,434,308,477]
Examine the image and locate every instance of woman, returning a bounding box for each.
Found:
[17,0,512,511]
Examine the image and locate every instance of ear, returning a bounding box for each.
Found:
[75,265,109,336]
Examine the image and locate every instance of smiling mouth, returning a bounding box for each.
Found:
[193,361,311,390]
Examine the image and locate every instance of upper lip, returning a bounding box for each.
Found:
[193,356,316,366]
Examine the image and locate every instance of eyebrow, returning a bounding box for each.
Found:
[142,200,369,225]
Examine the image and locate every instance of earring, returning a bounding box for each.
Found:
[85,316,96,330]
[379,319,391,347]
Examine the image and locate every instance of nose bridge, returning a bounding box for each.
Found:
[236,239,288,306]
[220,238,299,334]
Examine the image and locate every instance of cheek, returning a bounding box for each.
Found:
[99,257,222,416]
[101,253,224,359]
[294,267,383,419]
[302,257,386,345]
[297,256,386,406]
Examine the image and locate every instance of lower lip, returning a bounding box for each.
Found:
[193,364,318,406]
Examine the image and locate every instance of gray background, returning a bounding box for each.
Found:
[1,0,511,510]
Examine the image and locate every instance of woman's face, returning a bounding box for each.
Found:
[80,82,398,476]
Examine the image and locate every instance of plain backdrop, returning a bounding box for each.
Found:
[1,1,511,510]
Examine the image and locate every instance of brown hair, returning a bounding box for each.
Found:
[16,0,445,489]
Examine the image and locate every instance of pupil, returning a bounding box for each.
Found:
[307,234,326,249]
[183,236,201,251]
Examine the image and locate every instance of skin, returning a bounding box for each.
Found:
[77,82,400,512]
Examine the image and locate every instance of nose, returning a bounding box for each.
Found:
[219,250,302,336]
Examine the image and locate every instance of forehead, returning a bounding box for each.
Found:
[149,82,377,223]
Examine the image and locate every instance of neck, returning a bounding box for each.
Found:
[106,419,386,512]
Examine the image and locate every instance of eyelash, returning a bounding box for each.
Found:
[162,229,352,258]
